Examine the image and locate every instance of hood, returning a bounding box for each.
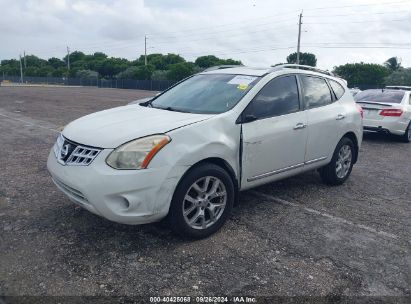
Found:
[62,105,212,148]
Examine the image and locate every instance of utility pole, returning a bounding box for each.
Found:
[144,35,147,66]
[23,51,27,68]
[66,46,70,70]
[296,11,303,65]
[19,54,23,83]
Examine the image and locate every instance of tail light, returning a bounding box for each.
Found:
[379,109,403,117]
[356,104,363,118]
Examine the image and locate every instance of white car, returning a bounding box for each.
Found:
[355,87,411,142]
[47,64,363,238]
[350,88,361,97]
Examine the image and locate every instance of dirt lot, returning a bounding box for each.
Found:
[0,86,410,301]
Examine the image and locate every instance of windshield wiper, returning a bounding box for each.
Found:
[154,106,190,113]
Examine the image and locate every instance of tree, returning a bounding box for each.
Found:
[95,58,128,78]
[384,57,402,72]
[117,65,155,80]
[163,53,185,66]
[195,55,242,68]
[63,51,85,65]
[167,62,194,81]
[385,68,411,86]
[0,59,20,75]
[286,52,317,67]
[333,63,390,87]
[151,70,168,81]
[24,55,48,68]
[0,51,243,81]
[48,57,65,69]
[93,52,108,60]
[195,55,221,68]
[76,69,98,79]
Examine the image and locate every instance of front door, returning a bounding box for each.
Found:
[241,75,308,188]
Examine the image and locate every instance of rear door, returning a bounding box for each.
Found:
[300,75,345,164]
[240,75,308,188]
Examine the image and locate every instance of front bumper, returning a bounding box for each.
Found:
[47,149,187,225]
[363,117,408,136]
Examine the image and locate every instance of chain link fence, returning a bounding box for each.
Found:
[1,76,176,91]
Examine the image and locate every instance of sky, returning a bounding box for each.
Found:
[1,0,411,70]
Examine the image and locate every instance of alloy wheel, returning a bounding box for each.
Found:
[182,176,227,230]
[335,144,352,179]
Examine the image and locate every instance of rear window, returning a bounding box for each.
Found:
[355,90,404,104]
[329,80,345,100]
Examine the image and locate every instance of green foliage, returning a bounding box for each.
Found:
[333,63,390,86]
[167,62,194,81]
[151,70,168,81]
[384,68,411,86]
[0,52,245,81]
[384,57,402,72]
[76,69,98,79]
[194,55,242,68]
[48,57,65,69]
[64,51,86,64]
[0,59,20,75]
[117,65,155,80]
[286,52,317,67]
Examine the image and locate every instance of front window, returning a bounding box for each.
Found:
[355,90,405,104]
[150,74,260,114]
[244,75,300,120]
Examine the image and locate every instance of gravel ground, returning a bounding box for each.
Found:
[0,86,410,302]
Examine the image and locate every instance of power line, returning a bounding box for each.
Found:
[305,8,411,18]
[144,0,411,37]
[306,17,410,25]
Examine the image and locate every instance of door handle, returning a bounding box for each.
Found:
[336,114,346,120]
[293,123,307,130]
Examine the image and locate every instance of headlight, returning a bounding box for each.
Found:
[106,135,171,170]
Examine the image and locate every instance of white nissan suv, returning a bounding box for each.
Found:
[47,64,363,238]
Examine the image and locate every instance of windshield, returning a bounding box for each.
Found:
[355,90,404,104]
[150,74,260,114]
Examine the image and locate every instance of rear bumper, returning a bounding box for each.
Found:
[363,118,408,136]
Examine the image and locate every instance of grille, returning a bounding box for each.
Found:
[53,134,101,166]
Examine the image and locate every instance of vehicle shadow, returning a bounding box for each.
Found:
[362,131,402,144]
[30,172,315,259]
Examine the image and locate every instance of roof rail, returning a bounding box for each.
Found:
[270,64,334,76]
[203,65,244,72]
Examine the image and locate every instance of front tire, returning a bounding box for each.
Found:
[168,163,235,239]
[319,137,355,186]
[401,122,411,143]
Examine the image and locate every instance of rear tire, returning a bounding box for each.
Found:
[401,122,411,143]
[168,163,234,239]
[319,137,355,186]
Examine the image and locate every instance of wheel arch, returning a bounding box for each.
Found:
[342,131,359,164]
[176,157,240,205]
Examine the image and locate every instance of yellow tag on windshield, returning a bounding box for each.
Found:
[237,84,248,90]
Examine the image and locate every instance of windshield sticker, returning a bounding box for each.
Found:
[237,84,248,90]
[228,75,257,85]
